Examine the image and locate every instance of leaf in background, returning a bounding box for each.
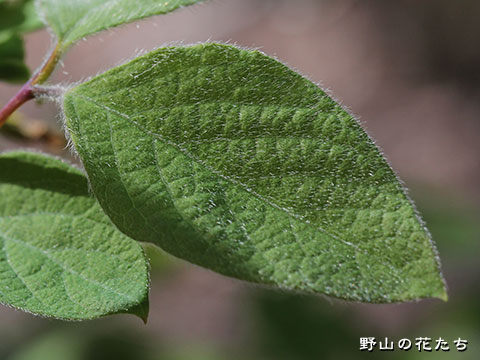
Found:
[0,0,43,83]
[63,43,447,303]
[0,32,29,83]
[0,151,149,321]
[37,0,205,50]
[0,0,43,34]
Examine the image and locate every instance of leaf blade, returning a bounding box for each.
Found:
[63,43,447,303]
[0,151,150,320]
[37,0,205,50]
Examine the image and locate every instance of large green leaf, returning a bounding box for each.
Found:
[63,43,447,303]
[0,151,149,320]
[37,0,205,50]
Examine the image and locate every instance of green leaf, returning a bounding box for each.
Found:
[0,151,150,320]
[0,0,43,34]
[0,0,43,83]
[0,32,30,83]
[37,0,205,50]
[63,43,447,303]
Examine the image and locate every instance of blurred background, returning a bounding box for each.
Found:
[0,0,479,358]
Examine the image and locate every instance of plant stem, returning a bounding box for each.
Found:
[0,43,61,128]
[0,83,35,128]
[32,43,61,86]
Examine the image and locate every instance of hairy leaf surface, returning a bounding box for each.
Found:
[63,43,447,303]
[0,151,149,320]
[37,0,205,50]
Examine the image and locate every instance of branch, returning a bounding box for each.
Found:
[0,43,61,128]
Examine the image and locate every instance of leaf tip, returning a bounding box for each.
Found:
[435,284,449,302]
[422,273,448,302]
[130,297,150,324]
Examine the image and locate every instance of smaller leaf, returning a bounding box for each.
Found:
[0,151,150,321]
[37,0,205,50]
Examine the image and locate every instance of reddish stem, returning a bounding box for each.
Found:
[0,81,35,127]
[0,43,61,128]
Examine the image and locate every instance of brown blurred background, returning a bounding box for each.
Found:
[1,1,479,359]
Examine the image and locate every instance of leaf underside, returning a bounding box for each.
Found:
[37,0,205,50]
[0,152,149,320]
[63,43,447,303]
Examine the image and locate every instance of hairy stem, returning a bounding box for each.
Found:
[0,43,61,128]
[32,43,61,86]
